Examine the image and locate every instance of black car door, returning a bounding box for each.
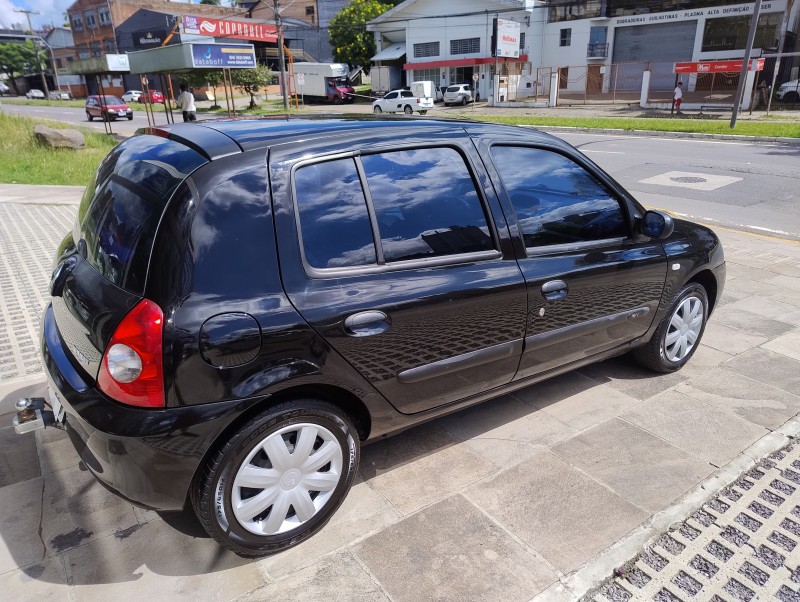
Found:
[270,127,527,415]
[474,136,668,379]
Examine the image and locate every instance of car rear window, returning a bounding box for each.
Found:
[73,135,207,293]
[446,86,460,93]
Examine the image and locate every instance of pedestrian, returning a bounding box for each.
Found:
[177,84,196,122]
[674,81,683,114]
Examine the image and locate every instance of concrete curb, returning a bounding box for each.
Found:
[529,125,800,146]
[533,417,800,602]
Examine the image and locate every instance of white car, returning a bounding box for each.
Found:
[776,79,800,102]
[121,90,142,103]
[0,82,10,95]
[49,90,70,100]
[443,84,476,106]
[372,89,434,115]
[25,89,45,99]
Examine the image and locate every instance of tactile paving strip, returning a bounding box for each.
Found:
[591,444,800,602]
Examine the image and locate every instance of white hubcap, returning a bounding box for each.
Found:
[664,296,704,362]
[232,423,344,536]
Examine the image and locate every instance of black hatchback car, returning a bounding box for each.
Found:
[37,116,725,556]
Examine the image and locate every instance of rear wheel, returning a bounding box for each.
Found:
[403,105,413,114]
[419,110,427,115]
[632,282,708,373]
[461,96,468,106]
[193,399,360,556]
[86,111,93,122]
[373,106,382,114]
[784,91,799,102]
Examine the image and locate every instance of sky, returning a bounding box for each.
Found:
[0,0,200,30]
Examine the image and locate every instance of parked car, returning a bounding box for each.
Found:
[443,83,476,105]
[85,95,133,121]
[0,82,11,95]
[121,90,142,103]
[25,88,45,99]
[31,116,725,557]
[372,89,434,114]
[139,89,165,104]
[776,79,800,102]
[49,90,70,100]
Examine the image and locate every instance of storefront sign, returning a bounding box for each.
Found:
[615,1,783,26]
[675,58,765,73]
[138,32,162,46]
[183,16,277,43]
[190,44,257,69]
[105,54,129,71]
[496,19,521,59]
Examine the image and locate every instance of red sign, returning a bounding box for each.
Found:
[182,16,277,43]
[674,59,765,74]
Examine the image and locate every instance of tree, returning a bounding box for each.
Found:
[0,42,38,95]
[182,69,223,108]
[231,64,273,109]
[199,0,222,5]
[329,0,397,74]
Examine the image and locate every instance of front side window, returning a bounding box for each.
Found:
[294,158,376,269]
[362,148,491,262]
[490,146,626,248]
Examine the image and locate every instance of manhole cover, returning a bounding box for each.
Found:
[670,176,707,184]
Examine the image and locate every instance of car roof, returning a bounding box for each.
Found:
[140,115,565,160]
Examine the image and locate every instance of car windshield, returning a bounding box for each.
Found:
[101,96,124,104]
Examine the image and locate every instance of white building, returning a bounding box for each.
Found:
[368,0,799,100]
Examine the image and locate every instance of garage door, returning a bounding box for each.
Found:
[612,21,697,90]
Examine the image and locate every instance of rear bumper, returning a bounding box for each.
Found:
[41,303,260,511]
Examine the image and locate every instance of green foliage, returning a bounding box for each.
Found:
[231,64,273,108]
[199,0,222,5]
[0,42,39,94]
[329,0,395,74]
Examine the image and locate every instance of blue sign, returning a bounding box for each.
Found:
[191,44,256,69]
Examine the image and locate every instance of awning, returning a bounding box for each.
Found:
[371,43,406,62]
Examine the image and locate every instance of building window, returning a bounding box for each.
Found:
[91,40,102,57]
[98,7,112,26]
[77,44,89,59]
[71,15,83,31]
[701,13,782,53]
[448,67,473,86]
[519,32,525,51]
[85,12,97,29]
[548,1,602,23]
[104,39,116,53]
[56,58,63,69]
[450,38,480,55]
[560,28,571,47]
[305,6,315,15]
[413,41,440,58]
[413,68,440,83]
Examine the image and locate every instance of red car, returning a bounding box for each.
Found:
[140,90,165,104]
[85,95,133,121]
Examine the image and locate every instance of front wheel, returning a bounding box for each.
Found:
[632,282,709,373]
[192,399,360,556]
[373,105,382,114]
[403,105,413,114]
[127,115,133,120]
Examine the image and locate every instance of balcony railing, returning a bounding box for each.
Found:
[587,43,609,58]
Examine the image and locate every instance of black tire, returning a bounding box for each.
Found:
[373,106,382,114]
[127,115,133,120]
[461,96,468,106]
[403,105,413,114]
[419,110,427,115]
[784,92,799,102]
[192,399,360,556]
[632,282,709,373]
[86,111,93,122]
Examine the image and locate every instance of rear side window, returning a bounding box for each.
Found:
[361,148,491,262]
[490,146,626,248]
[75,135,206,293]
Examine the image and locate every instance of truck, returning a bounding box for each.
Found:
[371,65,403,97]
[292,62,355,104]
[410,80,443,103]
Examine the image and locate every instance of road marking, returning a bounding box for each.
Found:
[582,150,625,155]
[638,171,742,191]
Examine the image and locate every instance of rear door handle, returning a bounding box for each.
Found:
[541,280,568,302]
[344,311,390,337]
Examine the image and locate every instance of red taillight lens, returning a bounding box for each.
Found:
[97,299,165,408]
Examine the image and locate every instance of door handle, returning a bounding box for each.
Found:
[344,311,390,337]
[541,280,568,302]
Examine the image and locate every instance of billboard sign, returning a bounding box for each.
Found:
[496,19,521,58]
[183,16,277,43]
[191,44,257,69]
[675,59,765,74]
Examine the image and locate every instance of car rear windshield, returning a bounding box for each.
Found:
[73,135,207,294]
[446,86,461,93]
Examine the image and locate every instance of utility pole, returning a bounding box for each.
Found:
[730,0,762,128]
[273,0,290,111]
[14,8,50,98]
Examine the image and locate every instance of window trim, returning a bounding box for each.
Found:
[487,143,634,254]
[290,144,502,279]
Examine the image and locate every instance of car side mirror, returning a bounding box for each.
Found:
[640,210,674,240]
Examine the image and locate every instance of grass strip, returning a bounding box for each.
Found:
[0,112,118,186]
[468,115,800,138]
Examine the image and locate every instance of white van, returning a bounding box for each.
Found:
[411,81,443,103]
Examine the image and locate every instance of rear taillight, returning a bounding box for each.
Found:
[97,299,165,408]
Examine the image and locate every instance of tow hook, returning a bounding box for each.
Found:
[12,397,62,434]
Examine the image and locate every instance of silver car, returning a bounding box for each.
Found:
[776,79,800,102]
[25,89,45,99]
[443,84,475,106]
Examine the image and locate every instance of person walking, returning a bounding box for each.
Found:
[674,81,683,114]
[177,84,197,122]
